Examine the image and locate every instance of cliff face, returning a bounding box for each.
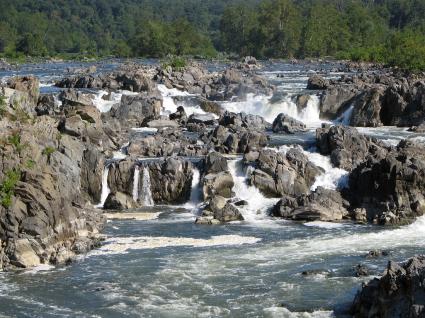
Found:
[0,77,107,269]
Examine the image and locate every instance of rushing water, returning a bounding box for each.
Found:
[1,61,425,317]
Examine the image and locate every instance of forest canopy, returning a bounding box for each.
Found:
[0,0,425,70]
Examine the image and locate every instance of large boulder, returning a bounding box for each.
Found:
[246,148,322,197]
[348,140,425,225]
[204,151,228,174]
[349,87,385,127]
[351,256,425,317]
[196,195,244,224]
[104,192,136,210]
[320,86,359,119]
[307,75,329,90]
[316,125,387,171]
[272,187,350,221]
[7,76,40,106]
[272,113,306,134]
[113,91,162,126]
[149,158,193,204]
[203,171,234,200]
[59,89,93,107]
[219,111,270,131]
[202,124,268,154]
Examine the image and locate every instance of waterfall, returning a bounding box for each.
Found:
[221,93,323,127]
[336,105,354,125]
[92,90,123,113]
[141,167,154,206]
[228,160,278,222]
[96,164,111,208]
[185,167,202,209]
[306,151,349,191]
[132,165,140,202]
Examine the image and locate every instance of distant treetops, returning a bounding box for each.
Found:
[0,0,424,70]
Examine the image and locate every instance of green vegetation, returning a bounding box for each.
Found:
[7,133,25,156]
[42,146,56,164]
[0,169,21,208]
[0,94,6,118]
[161,56,188,71]
[0,0,425,70]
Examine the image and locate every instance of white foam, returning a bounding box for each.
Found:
[104,212,160,221]
[336,105,354,125]
[131,127,158,133]
[95,164,111,208]
[141,167,154,206]
[228,160,279,223]
[132,165,140,202]
[221,93,323,127]
[303,221,345,229]
[249,215,425,264]
[157,84,209,117]
[24,263,55,274]
[88,235,261,256]
[307,151,348,191]
[185,167,202,209]
[263,307,334,318]
[92,90,122,113]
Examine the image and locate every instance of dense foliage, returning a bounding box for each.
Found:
[0,0,425,70]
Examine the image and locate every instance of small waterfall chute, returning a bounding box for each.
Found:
[141,166,154,206]
[228,160,278,223]
[185,167,202,209]
[96,164,111,208]
[132,165,140,202]
[221,93,323,127]
[336,105,354,125]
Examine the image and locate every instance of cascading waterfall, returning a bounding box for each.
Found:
[308,151,349,191]
[132,165,140,202]
[157,84,206,117]
[274,145,349,191]
[228,160,278,222]
[96,164,111,208]
[336,104,354,125]
[221,93,323,127]
[92,90,123,113]
[185,167,202,209]
[141,166,154,206]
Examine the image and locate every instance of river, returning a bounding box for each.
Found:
[0,60,424,317]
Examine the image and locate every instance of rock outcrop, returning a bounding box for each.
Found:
[351,256,425,317]
[272,113,306,134]
[244,148,322,197]
[272,187,350,221]
[348,140,425,225]
[316,125,387,170]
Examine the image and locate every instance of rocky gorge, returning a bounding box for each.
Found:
[0,59,425,316]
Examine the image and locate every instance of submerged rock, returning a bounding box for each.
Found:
[351,256,425,317]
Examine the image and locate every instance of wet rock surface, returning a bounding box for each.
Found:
[351,256,425,317]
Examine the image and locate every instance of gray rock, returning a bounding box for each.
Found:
[272,187,350,221]
[307,75,329,90]
[272,113,306,134]
[104,192,136,210]
[351,256,425,317]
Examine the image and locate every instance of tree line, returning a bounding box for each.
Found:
[0,0,424,70]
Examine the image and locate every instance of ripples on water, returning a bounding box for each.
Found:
[1,61,424,317]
